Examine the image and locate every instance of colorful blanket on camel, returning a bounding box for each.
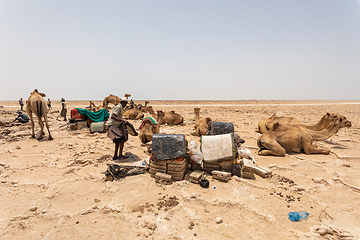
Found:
[75,108,109,122]
[138,117,157,130]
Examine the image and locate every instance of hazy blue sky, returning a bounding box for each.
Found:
[1,0,359,100]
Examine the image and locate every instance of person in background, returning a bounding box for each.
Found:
[14,110,29,123]
[106,97,138,160]
[58,98,67,121]
[47,98,52,111]
[19,98,24,111]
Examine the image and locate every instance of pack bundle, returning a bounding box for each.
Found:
[90,121,107,133]
[149,134,188,181]
[208,121,234,136]
[200,133,237,162]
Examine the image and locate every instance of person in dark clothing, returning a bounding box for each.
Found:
[14,110,29,123]
[47,99,52,111]
[57,98,67,121]
[19,98,24,111]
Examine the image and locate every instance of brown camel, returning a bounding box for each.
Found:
[103,94,131,108]
[147,106,157,119]
[191,117,211,136]
[26,89,53,140]
[191,108,211,136]
[138,117,160,144]
[194,107,200,121]
[123,108,144,120]
[89,101,103,112]
[257,117,351,156]
[256,112,349,134]
[157,110,183,125]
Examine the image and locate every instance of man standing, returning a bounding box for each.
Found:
[19,98,24,111]
[59,98,67,121]
[107,97,138,160]
[47,99,52,111]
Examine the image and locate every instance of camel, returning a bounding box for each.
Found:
[89,101,103,112]
[103,94,131,108]
[257,117,351,156]
[123,108,144,120]
[256,112,349,134]
[138,117,160,144]
[191,108,211,136]
[26,89,53,140]
[194,107,200,121]
[191,117,211,136]
[147,106,157,119]
[157,110,183,125]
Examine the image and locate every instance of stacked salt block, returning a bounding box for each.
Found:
[253,166,272,178]
[149,160,167,178]
[203,161,220,174]
[167,158,187,181]
[155,172,172,185]
[212,170,232,182]
[186,171,204,184]
[220,160,233,172]
[190,161,201,171]
[241,158,256,179]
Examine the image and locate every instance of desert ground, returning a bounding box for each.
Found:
[0,99,359,240]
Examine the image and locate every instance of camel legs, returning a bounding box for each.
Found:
[257,137,286,156]
[28,113,36,138]
[302,140,330,155]
[36,116,44,140]
[43,117,53,140]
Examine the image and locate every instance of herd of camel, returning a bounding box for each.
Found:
[25,89,352,157]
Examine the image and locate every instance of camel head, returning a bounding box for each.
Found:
[326,112,351,128]
[30,89,46,97]
[157,110,164,123]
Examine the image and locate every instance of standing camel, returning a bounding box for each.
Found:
[26,89,53,140]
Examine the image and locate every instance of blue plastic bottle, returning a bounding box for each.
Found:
[288,211,309,222]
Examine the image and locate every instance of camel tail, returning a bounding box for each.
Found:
[36,100,42,118]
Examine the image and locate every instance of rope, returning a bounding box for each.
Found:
[175,164,202,192]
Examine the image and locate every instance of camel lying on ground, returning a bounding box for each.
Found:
[147,106,157,119]
[138,117,160,144]
[89,101,104,112]
[157,110,183,125]
[257,117,351,156]
[256,112,349,134]
[26,89,53,140]
[191,108,211,136]
[123,108,144,120]
[191,117,211,136]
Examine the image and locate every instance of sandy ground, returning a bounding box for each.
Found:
[0,100,359,240]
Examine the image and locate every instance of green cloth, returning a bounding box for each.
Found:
[76,108,109,122]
